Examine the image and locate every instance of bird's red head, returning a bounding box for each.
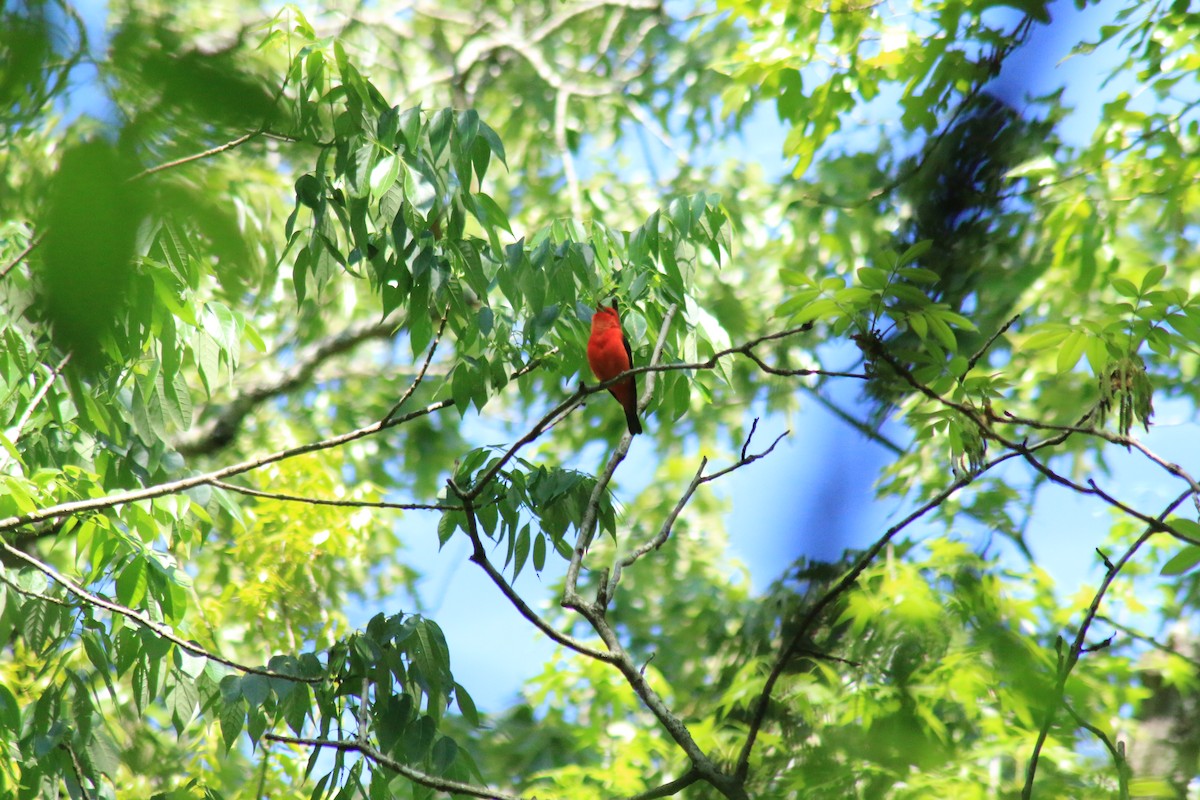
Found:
[591,302,620,331]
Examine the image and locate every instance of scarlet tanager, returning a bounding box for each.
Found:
[587,302,643,435]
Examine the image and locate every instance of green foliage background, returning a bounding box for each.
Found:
[2,0,1200,798]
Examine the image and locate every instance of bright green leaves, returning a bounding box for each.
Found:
[779,243,976,376]
[1012,266,1200,435]
[619,194,731,304]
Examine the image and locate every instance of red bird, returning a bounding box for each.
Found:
[587,301,643,435]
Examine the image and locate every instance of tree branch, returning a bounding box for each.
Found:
[0,231,46,279]
[264,732,528,800]
[446,478,614,662]
[0,538,321,683]
[177,314,403,456]
[1064,703,1131,800]
[382,304,449,425]
[0,400,452,535]
[129,130,264,182]
[621,768,701,800]
[210,480,460,511]
[605,421,788,603]
[732,437,1062,783]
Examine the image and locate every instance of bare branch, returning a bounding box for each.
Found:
[602,424,792,598]
[264,732,528,800]
[605,457,707,602]
[0,539,321,683]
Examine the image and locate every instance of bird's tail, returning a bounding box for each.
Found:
[624,402,643,436]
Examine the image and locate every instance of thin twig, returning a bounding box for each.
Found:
[0,569,71,607]
[1095,614,1200,671]
[605,457,707,602]
[129,131,263,181]
[0,232,46,279]
[605,425,788,602]
[964,313,1020,377]
[620,769,702,800]
[383,303,451,425]
[210,479,460,511]
[1021,490,1191,799]
[1064,704,1130,800]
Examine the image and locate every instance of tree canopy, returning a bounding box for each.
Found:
[3,0,1200,798]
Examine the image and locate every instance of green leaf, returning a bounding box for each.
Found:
[477,120,507,167]
[117,557,148,608]
[898,239,933,265]
[454,682,478,727]
[241,673,270,708]
[295,174,323,209]
[1140,264,1167,293]
[1022,326,1071,350]
[856,266,889,290]
[512,525,530,580]
[0,682,19,733]
[429,108,454,159]
[532,533,546,572]
[1056,330,1087,373]
[369,154,400,200]
[219,698,245,752]
[456,109,479,149]
[1161,544,1200,576]
[1111,277,1139,298]
[166,673,199,734]
[470,192,512,234]
[432,736,457,772]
